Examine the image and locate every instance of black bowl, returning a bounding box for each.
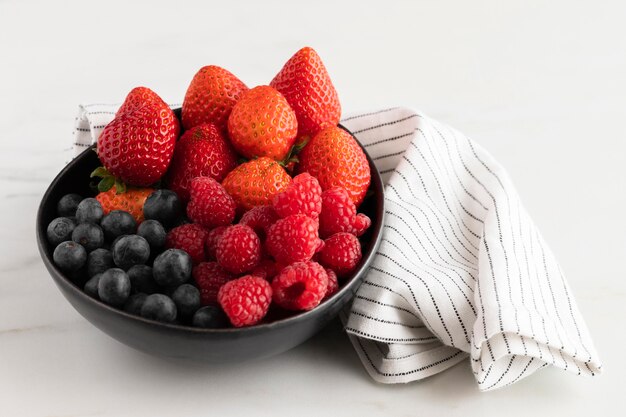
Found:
[36,126,384,363]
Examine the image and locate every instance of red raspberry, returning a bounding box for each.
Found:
[319,232,362,277]
[239,206,279,239]
[187,177,236,228]
[250,258,281,281]
[272,172,322,219]
[204,226,227,261]
[216,225,262,274]
[319,187,357,238]
[218,275,272,327]
[271,261,328,311]
[166,223,209,264]
[266,214,322,264]
[324,268,339,299]
[193,262,233,305]
[350,213,371,237]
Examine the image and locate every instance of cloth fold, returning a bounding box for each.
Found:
[72,105,602,391]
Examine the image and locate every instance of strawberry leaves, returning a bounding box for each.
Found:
[90,167,127,194]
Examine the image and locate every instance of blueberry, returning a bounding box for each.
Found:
[71,223,104,252]
[87,248,114,277]
[152,249,192,287]
[101,210,136,241]
[111,235,150,269]
[53,241,87,272]
[124,293,148,315]
[192,306,229,328]
[97,268,131,306]
[143,190,182,226]
[84,273,102,298]
[47,217,76,246]
[171,284,201,319]
[137,220,166,251]
[140,294,177,323]
[57,193,82,217]
[127,265,159,294]
[75,198,103,224]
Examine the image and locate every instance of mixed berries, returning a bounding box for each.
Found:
[46,46,373,329]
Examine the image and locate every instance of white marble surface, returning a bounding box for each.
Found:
[1,0,625,415]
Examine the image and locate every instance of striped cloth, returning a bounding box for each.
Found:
[73,106,602,391]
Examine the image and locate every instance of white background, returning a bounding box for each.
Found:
[1,0,624,415]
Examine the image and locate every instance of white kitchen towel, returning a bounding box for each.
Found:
[73,106,602,391]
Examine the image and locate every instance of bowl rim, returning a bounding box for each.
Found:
[36,125,385,335]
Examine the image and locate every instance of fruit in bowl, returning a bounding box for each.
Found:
[37,47,384,361]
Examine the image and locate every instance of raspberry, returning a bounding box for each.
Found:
[239,206,279,239]
[204,226,227,261]
[166,223,209,264]
[266,214,322,264]
[319,187,356,238]
[319,232,362,277]
[350,213,371,237]
[187,177,236,228]
[272,172,322,219]
[324,268,339,299]
[193,262,233,305]
[271,261,328,311]
[250,258,282,281]
[218,275,272,327]
[216,225,262,274]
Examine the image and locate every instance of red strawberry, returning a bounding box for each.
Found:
[227,85,298,161]
[297,126,370,207]
[222,157,292,211]
[187,177,236,228]
[265,214,322,265]
[97,87,179,186]
[272,172,322,219]
[193,261,233,306]
[95,186,153,223]
[166,223,209,264]
[270,47,341,138]
[166,124,238,201]
[182,65,248,131]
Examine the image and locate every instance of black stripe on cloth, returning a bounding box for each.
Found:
[354,294,422,320]
[484,355,515,390]
[373,150,405,161]
[75,127,90,132]
[73,142,91,147]
[383,223,476,308]
[409,142,482,248]
[387,181,478,269]
[354,336,465,377]
[352,114,420,134]
[364,130,415,148]
[384,205,477,280]
[92,124,107,129]
[341,107,399,122]
[86,110,117,115]
[350,310,425,329]
[369,264,442,341]
[346,327,437,343]
[376,248,466,345]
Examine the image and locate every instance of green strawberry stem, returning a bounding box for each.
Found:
[90,166,126,194]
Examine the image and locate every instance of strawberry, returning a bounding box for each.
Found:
[270,47,341,139]
[227,85,298,161]
[182,65,248,132]
[95,185,154,223]
[96,87,179,186]
[166,124,238,201]
[296,126,371,207]
[222,157,292,211]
